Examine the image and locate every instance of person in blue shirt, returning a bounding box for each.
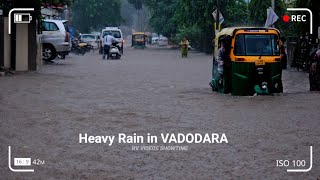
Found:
[103,33,119,59]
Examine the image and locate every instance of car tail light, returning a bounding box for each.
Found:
[65,32,69,42]
[235,58,245,61]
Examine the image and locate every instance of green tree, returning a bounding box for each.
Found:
[294,0,320,37]
[72,0,122,33]
[249,0,286,26]
[143,0,251,52]
[128,0,143,9]
[224,0,249,27]
[144,0,177,38]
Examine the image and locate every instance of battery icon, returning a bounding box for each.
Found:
[13,13,32,23]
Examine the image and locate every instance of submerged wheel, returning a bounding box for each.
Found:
[43,44,57,61]
[80,48,86,55]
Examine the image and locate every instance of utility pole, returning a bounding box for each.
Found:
[216,0,220,32]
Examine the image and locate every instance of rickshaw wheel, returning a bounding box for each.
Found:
[217,77,224,93]
[210,82,217,91]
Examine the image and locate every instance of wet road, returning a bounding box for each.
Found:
[0,47,319,179]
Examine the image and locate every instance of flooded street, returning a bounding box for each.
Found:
[1,47,319,179]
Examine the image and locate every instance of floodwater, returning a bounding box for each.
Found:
[0,47,319,179]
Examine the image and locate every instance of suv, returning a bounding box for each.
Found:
[42,20,71,61]
[99,27,124,54]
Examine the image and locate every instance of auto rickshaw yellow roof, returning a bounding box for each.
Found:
[133,32,145,35]
[216,27,280,37]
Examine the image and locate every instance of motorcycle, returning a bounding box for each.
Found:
[85,44,94,53]
[109,43,122,59]
[71,39,86,55]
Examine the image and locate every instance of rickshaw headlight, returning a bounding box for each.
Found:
[261,82,268,90]
[257,68,264,75]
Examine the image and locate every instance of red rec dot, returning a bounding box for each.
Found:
[283,15,290,22]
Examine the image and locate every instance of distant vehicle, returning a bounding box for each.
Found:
[71,39,86,55]
[42,19,71,61]
[158,37,168,46]
[80,34,100,49]
[90,31,101,36]
[99,27,124,54]
[132,32,147,49]
[152,37,159,45]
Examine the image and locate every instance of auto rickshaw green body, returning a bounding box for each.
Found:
[211,27,283,95]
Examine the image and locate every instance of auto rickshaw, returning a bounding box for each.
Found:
[132,32,147,49]
[210,27,283,95]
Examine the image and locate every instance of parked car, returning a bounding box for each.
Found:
[158,37,168,46]
[42,19,71,61]
[99,27,124,54]
[80,34,100,49]
[151,37,159,45]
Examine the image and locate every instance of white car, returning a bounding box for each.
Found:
[99,27,124,54]
[151,37,159,45]
[158,37,168,46]
[80,34,100,49]
[42,19,71,61]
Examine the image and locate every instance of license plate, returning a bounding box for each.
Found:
[112,54,116,57]
[255,60,265,66]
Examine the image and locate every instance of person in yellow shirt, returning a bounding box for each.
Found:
[180,38,189,58]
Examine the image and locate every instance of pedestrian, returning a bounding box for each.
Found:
[217,38,231,93]
[217,39,228,78]
[180,37,189,58]
[280,37,287,69]
[309,48,320,91]
[103,33,118,59]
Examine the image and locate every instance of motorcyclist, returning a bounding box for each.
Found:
[103,33,119,59]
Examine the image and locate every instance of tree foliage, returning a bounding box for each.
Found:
[72,0,122,33]
[127,0,143,10]
[294,0,320,38]
[144,0,250,53]
[249,0,286,27]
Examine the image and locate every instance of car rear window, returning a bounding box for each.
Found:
[42,22,59,31]
[82,35,96,39]
[102,31,122,38]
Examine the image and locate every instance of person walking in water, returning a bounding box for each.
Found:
[103,33,118,60]
[280,37,287,69]
[180,37,189,58]
[217,38,231,93]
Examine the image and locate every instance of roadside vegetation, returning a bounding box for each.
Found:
[0,0,318,53]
